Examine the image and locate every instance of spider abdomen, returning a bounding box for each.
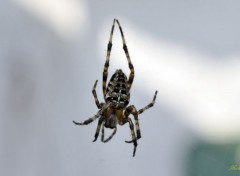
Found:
[105,69,130,109]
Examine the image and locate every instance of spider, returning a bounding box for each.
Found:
[73,19,157,157]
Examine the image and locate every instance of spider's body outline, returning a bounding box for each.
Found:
[73,19,158,157]
[106,69,130,109]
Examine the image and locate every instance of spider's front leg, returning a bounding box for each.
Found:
[73,114,100,125]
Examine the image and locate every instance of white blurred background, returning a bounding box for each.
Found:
[1,0,240,176]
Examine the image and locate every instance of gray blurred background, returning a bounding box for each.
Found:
[1,0,240,176]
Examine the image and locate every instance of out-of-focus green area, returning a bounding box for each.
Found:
[188,141,240,176]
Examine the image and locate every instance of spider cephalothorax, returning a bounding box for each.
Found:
[73,19,157,157]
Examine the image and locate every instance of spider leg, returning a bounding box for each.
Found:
[101,121,105,142]
[104,128,117,143]
[115,19,134,89]
[124,105,141,143]
[103,19,116,98]
[125,91,158,143]
[92,116,104,142]
[127,118,138,157]
[92,80,104,109]
[102,127,117,143]
[73,114,99,125]
[138,91,158,115]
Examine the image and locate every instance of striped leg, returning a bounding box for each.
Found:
[127,118,138,157]
[115,19,134,89]
[92,117,104,142]
[73,114,99,125]
[103,19,116,98]
[92,80,104,109]
[124,105,141,143]
[138,91,158,115]
[101,121,105,142]
[101,127,117,143]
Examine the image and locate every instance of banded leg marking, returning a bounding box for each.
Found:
[92,80,104,109]
[115,19,134,89]
[125,105,141,143]
[73,114,99,125]
[92,117,104,142]
[101,121,105,142]
[127,118,137,157]
[104,128,117,143]
[103,20,115,97]
[101,121,117,143]
[138,91,158,115]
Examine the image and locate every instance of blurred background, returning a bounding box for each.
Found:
[1,0,240,176]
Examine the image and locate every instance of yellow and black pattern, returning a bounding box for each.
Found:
[73,19,158,157]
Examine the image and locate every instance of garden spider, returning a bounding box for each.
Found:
[73,19,157,157]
